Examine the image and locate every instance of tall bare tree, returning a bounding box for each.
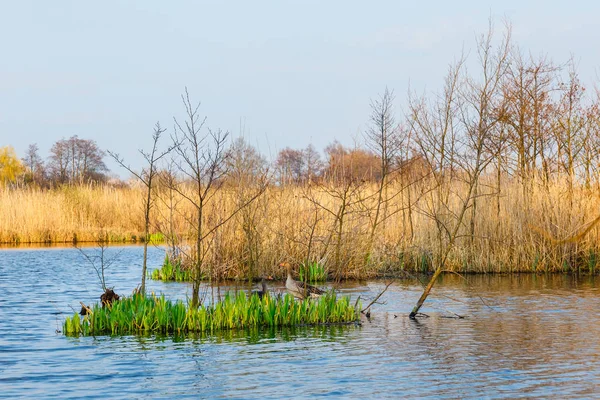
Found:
[364,87,403,260]
[22,143,46,186]
[554,61,587,198]
[172,89,266,306]
[108,122,173,294]
[408,21,511,318]
[303,144,324,183]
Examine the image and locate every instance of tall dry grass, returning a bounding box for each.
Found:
[0,184,145,243]
[2,176,599,277]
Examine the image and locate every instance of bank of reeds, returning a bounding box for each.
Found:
[63,292,360,336]
[3,175,600,276]
[0,185,144,243]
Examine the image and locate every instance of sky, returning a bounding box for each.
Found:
[1,1,600,175]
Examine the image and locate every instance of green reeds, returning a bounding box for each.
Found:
[145,232,165,244]
[298,261,327,283]
[150,255,192,282]
[588,250,597,274]
[64,291,360,336]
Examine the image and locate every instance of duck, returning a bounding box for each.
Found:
[251,278,269,299]
[279,262,325,299]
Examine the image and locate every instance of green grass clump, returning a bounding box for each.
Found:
[145,232,165,244]
[64,291,360,336]
[150,255,192,282]
[298,261,327,283]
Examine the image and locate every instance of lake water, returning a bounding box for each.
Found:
[1,246,600,398]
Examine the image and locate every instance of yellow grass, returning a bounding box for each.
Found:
[2,176,599,277]
[0,185,145,243]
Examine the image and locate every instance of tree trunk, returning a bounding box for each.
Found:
[141,240,148,294]
[192,200,203,308]
[409,267,443,318]
[140,176,153,295]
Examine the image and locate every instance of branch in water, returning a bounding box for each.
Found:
[361,280,394,314]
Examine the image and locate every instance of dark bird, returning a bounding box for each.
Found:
[251,278,269,299]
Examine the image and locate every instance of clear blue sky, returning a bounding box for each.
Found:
[1,1,599,175]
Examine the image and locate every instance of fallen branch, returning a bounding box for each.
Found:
[428,303,465,319]
[361,280,394,314]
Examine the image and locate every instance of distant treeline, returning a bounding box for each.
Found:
[1,136,108,187]
[1,134,420,188]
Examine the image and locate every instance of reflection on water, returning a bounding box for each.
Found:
[1,247,600,398]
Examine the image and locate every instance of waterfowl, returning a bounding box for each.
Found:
[279,262,325,299]
[251,278,268,299]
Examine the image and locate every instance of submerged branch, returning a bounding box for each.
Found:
[361,280,394,313]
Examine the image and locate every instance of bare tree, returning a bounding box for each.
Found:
[22,143,45,186]
[553,60,587,198]
[48,136,107,184]
[172,89,266,306]
[303,144,324,183]
[226,137,268,182]
[581,100,600,190]
[502,53,557,184]
[76,231,123,292]
[275,147,305,185]
[408,22,511,318]
[108,122,173,294]
[364,87,404,260]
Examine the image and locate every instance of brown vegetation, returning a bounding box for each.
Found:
[1,175,599,278]
[4,22,600,284]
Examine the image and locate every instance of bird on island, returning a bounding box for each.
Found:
[279,262,325,300]
[251,277,269,299]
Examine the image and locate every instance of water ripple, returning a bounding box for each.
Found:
[2,247,600,398]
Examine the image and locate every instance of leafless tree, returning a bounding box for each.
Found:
[48,136,107,184]
[22,143,46,186]
[171,89,266,306]
[363,87,405,259]
[226,137,268,182]
[108,122,174,294]
[303,144,324,183]
[408,21,511,318]
[76,231,123,292]
[275,147,305,185]
[553,60,587,198]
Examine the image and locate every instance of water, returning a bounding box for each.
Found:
[1,246,600,398]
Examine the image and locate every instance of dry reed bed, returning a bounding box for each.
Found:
[0,185,144,243]
[2,177,599,276]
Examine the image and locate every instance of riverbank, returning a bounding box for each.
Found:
[2,177,599,277]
